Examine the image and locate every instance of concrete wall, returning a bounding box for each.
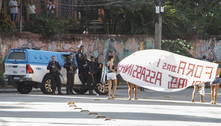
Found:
[191,38,221,61]
[1,32,220,63]
[0,33,154,64]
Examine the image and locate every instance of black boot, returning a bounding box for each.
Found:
[58,89,63,95]
[58,92,63,95]
[57,85,63,95]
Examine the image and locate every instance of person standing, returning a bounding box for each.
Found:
[95,58,102,83]
[76,45,88,87]
[127,82,138,100]
[47,56,62,95]
[47,0,56,16]
[64,55,77,95]
[210,63,221,104]
[27,1,36,21]
[191,56,207,103]
[87,56,97,95]
[107,56,117,99]
[8,0,18,23]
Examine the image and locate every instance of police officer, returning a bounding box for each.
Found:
[95,58,102,83]
[88,56,98,95]
[64,55,77,95]
[47,56,62,95]
[76,45,88,87]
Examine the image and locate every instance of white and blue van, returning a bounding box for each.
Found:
[3,48,108,94]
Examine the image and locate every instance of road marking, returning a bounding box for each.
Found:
[67,101,75,105]
[89,112,98,115]
[69,104,77,107]
[80,110,90,112]
[67,101,112,121]
[96,115,106,118]
[74,107,82,110]
[105,118,112,121]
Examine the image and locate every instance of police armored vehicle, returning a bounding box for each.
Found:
[3,48,108,94]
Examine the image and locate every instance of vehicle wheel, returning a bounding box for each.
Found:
[94,82,108,95]
[41,74,54,94]
[73,87,88,94]
[17,82,32,94]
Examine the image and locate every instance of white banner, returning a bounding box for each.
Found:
[118,49,218,92]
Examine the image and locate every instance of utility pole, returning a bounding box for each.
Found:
[19,0,23,32]
[154,0,163,49]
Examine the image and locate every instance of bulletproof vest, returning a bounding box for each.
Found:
[50,61,60,73]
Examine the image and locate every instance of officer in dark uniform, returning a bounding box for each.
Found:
[76,45,88,87]
[88,56,98,95]
[95,58,102,83]
[64,55,77,95]
[47,56,62,95]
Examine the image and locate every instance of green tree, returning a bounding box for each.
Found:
[24,15,67,37]
[163,0,221,39]
[161,39,192,57]
[103,0,221,39]
[104,0,155,35]
[0,12,13,32]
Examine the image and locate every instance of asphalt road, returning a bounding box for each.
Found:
[0,87,221,126]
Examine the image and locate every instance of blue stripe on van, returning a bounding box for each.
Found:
[4,49,71,66]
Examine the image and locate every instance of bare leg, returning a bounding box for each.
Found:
[211,85,215,104]
[127,83,132,100]
[112,79,118,98]
[108,80,112,99]
[210,85,213,103]
[200,95,204,103]
[192,86,197,102]
[134,85,138,100]
[214,85,219,104]
[200,86,205,103]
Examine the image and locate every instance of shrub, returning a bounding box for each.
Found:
[0,13,13,32]
[161,39,192,57]
[24,15,66,37]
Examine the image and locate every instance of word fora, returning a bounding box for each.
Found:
[158,60,214,79]
[118,64,162,86]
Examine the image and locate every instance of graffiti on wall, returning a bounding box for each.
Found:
[1,33,221,65]
[192,39,221,61]
[0,36,154,63]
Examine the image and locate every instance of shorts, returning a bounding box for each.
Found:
[211,78,221,85]
[107,72,117,80]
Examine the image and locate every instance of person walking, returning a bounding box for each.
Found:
[64,55,77,95]
[47,56,62,95]
[107,56,117,99]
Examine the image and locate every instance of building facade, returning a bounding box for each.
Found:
[0,0,105,33]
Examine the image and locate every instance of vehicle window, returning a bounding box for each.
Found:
[8,52,25,60]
